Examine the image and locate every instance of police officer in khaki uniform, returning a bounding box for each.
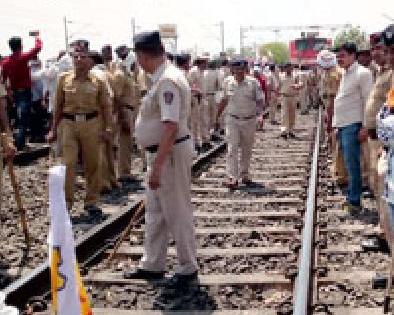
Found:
[0,69,16,208]
[268,64,280,125]
[47,41,112,214]
[217,59,264,188]
[279,63,303,138]
[189,56,211,151]
[205,60,220,136]
[98,46,119,192]
[298,65,310,115]
[363,30,393,238]
[307,66,318,108]
[114,45,144,180]
[125,31,198,286]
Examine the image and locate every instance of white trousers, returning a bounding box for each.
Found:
[226,116,256,179]
[140,139,198,274]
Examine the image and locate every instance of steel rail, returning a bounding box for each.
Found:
[4,140,226,309]
[294,107,322,315]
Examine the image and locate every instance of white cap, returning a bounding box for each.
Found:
[253,65,261,73]
[317,49,337,69]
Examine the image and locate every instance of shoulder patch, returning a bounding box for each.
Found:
[163,91,174,105]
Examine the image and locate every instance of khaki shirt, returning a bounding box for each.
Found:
[322,67,342,99]
[0,82,6,98]
[279,73,298,97]
[204,69,219,94]
[188,67,206,93]
[224,76,263,117]
[364,66,393,129]
[0,68,7,97]
[56,71,109,114]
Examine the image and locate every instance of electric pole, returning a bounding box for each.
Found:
[64,16,69,51]
[220,21,224,53]
[240,27,246,56]
[131,17,136,45]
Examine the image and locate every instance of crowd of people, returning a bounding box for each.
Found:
[0,23,393,284]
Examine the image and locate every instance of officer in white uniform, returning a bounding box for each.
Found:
[126,31,198,286]
[217,59,264,188]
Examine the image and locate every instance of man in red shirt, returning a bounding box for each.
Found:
[1,36,42,150]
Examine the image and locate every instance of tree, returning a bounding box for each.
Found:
[334,26,368,48]
[259,42,289,64]
[241,46,255,58]
[225,47,236,58]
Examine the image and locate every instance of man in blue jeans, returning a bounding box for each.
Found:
[1,35,42,150]
[333,42,373,213]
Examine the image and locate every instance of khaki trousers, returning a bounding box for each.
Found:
[281,96,296,133]
[118,109,134,177]
[61,117,100,207]
[207,95,217,132]
[361,142,370,187]
[269,95,277,122]
[368,139,381,194]
[199,98,210,143]
[190,99,200,146]
[226,116,256,179]
[300,89,308,112]
[332,132,348,184]
[99,133,117,190]
[140,139,197,274]
[0,149,2,211]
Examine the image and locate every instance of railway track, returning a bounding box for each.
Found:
[4,109,390,315]
[78,113,317,315]
[312,130,391,313]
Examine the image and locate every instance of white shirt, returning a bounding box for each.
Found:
[135,61,189,148]
[333,62,373,128]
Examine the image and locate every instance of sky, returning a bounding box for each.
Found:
[0,0,393,60]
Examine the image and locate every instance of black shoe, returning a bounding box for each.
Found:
[195,145,201,154]
[201,142,212,152]
[280,133,288,139]
[118,175,137,184]
[288,132,296,138]
[84,204,103,217]
[123,268,165,280]
[166,271,198,289]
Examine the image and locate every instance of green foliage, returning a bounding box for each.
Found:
[259,42,289,64]
[225,47,236,58]
[334,26,368,48]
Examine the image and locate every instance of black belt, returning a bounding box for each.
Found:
[145,135,191,153]
[205,92,215,96]
[63,112,98,121]
[121,105,134,111]
[230,114,255,120]
[368,128,377,140]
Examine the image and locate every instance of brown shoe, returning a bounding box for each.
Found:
[224,178,238,189]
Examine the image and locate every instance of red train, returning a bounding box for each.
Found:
[289,35,332,65]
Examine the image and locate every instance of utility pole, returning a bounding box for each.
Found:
[63,16,69,51]
[131,17,136,45]
[240,27,246,56]
[220,21,224,53]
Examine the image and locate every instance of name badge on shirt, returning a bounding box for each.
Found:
[164,91,174,105]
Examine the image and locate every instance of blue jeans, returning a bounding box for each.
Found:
[13,89,32,150]
[338,122,362,206]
